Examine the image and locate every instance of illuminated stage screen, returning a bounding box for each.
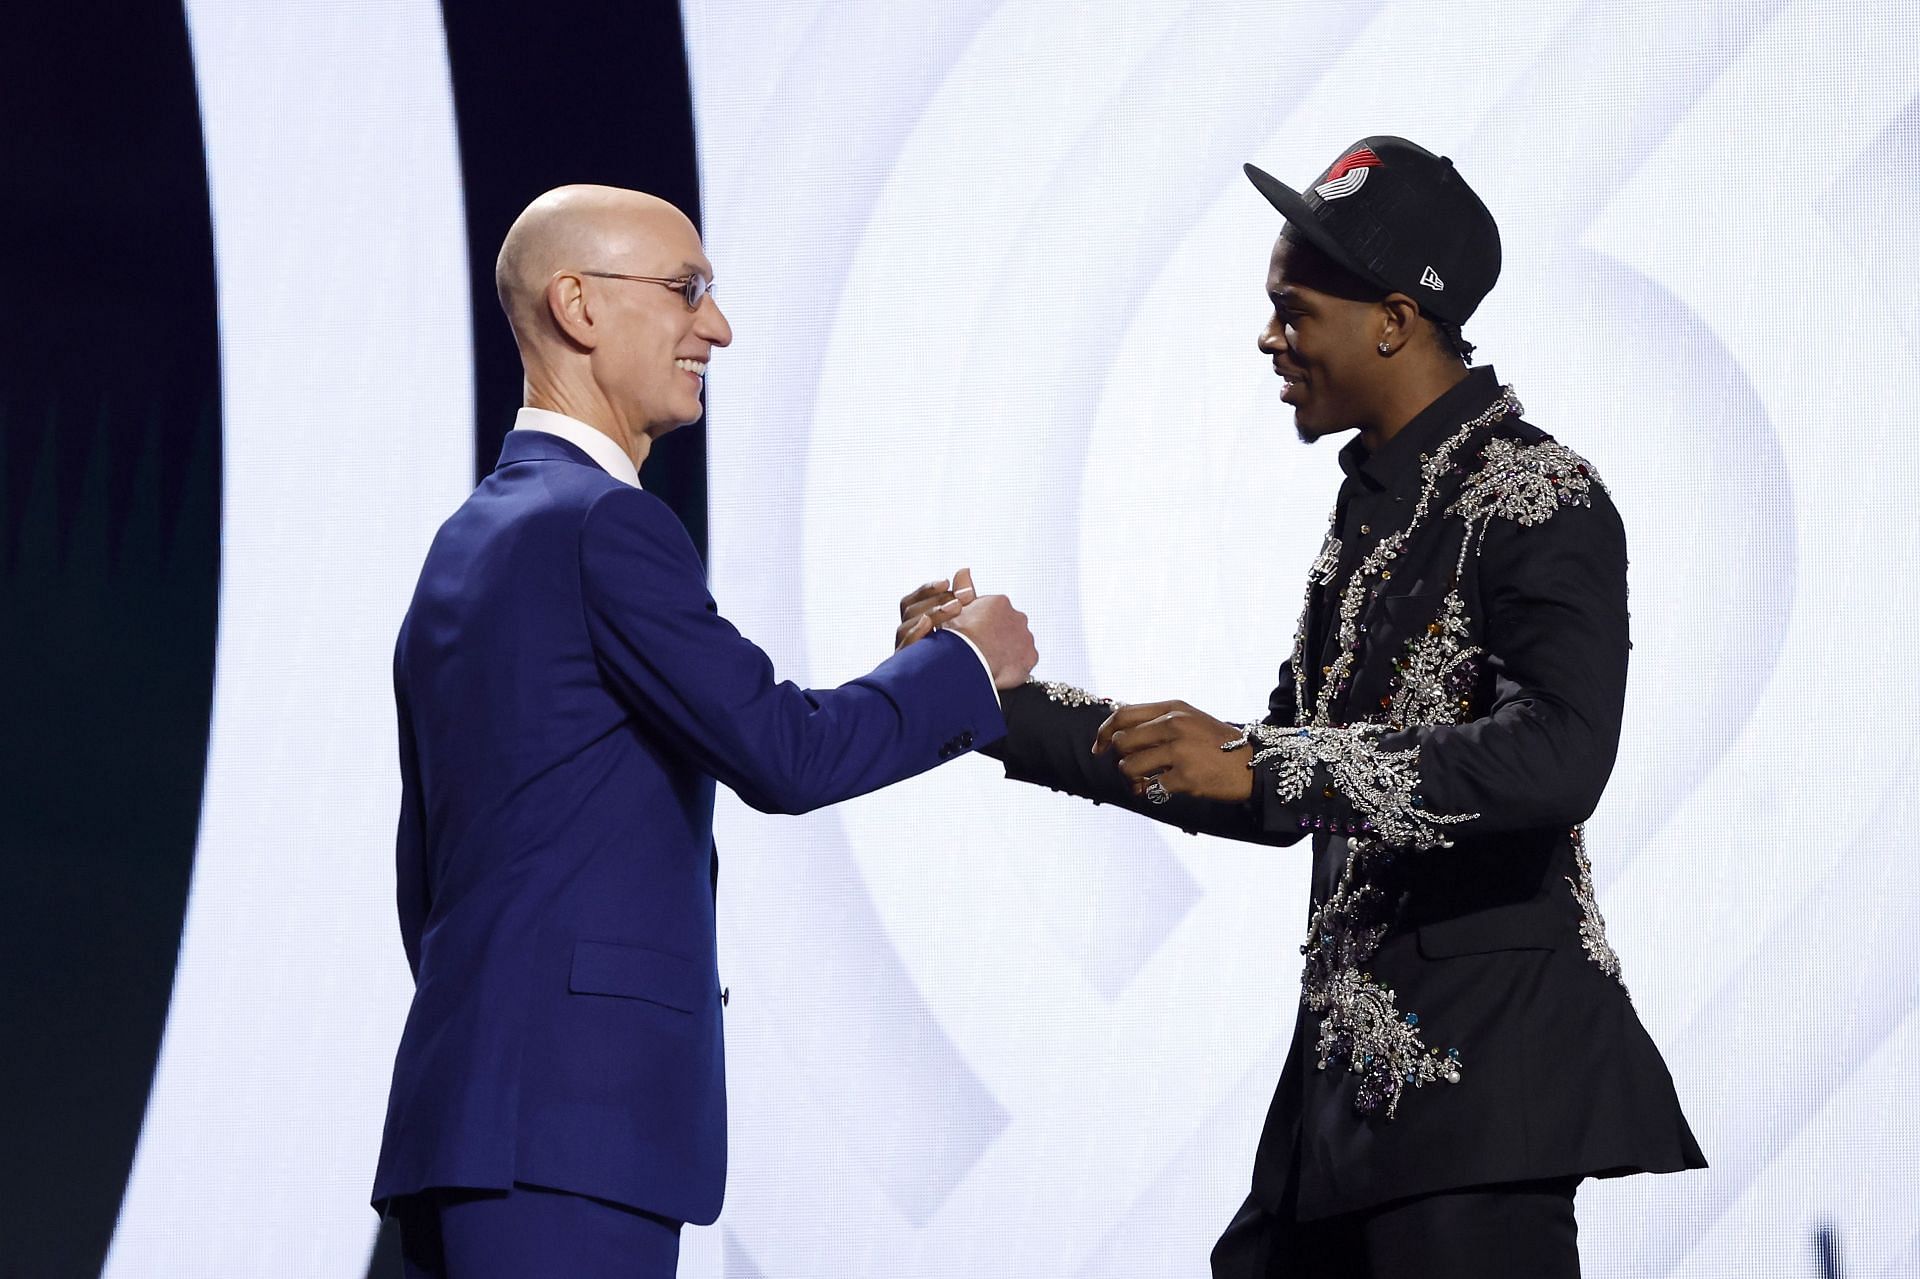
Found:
[60,2,1920,1276]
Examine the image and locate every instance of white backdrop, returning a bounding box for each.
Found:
[684,2,1920,1276]
[105,2,1920,1276]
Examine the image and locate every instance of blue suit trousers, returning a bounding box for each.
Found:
[395,1182,681,1278]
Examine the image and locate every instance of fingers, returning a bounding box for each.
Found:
[1093,701,1181,755]
[903,589,960,630]
[923,598,965,635]
[953,567,975,601]
[895,599,968,649]
[1115,742,1178,782]
[898,579,951,620]
[1110,719,1177,762]
[894,614,931,649]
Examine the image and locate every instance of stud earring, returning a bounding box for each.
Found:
[1377,340,1391,354]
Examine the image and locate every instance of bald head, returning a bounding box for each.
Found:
[495,185,700,347]
[495,185,731,459]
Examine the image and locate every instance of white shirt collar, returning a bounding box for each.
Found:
[510,407,642,489]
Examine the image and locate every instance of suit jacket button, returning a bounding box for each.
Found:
[960,731,975,748]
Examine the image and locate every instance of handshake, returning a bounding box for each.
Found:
[892,568,1037,690]
[894,569,1255,804]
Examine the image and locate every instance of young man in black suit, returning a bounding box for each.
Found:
[907,137,1705,1277]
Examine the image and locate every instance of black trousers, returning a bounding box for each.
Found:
[1210,1178,1582,1279]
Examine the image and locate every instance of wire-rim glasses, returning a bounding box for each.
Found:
[576,269,716,311]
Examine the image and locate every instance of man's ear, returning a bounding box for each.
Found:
[545,272,598,351]
[1378,293,1423,353]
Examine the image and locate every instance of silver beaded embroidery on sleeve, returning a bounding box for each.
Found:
[1565,825,1629,992]
[1228,722,1477,850]
[1032,680,1118,709]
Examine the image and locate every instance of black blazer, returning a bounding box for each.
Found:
[989,369,1704,1220]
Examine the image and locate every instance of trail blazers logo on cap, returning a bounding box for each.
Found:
[1313,146,1382,200]
[1421,265,1445,291]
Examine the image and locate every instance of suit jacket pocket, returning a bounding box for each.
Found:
[569,939,706,1013]
[1417,898,1565,958]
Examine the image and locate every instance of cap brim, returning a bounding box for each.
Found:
[1242,162,1389,292]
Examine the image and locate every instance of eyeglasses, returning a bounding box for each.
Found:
[576,269,716,311]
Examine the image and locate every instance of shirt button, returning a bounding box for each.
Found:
[1360,524,1371,535]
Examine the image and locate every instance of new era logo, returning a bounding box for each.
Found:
[1313,147,1382,201]
[1420,265,1445,291]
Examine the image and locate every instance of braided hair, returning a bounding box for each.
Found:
[1430,316,1476,366]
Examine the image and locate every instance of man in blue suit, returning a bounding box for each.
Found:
[372,185,1037,1277]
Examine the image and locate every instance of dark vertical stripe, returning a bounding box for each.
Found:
[440,0,709,560]
[1817,1224,1844,1279]
[0,2,222,1272]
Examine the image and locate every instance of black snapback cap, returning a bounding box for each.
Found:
[1244,136,1500,325]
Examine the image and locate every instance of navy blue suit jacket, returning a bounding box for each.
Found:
[371,430,1004,1224]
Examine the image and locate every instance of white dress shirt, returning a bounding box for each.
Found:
[511,406,642,489]
[510,406,1001,703]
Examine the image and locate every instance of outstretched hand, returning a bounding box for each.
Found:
[895,572,972,649]
[895,568,1038,688]
[1094,700,1254,803]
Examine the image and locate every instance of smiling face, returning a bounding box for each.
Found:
[582,213,732,440]
[1257,231,1390,442]
[496,186,736,460]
